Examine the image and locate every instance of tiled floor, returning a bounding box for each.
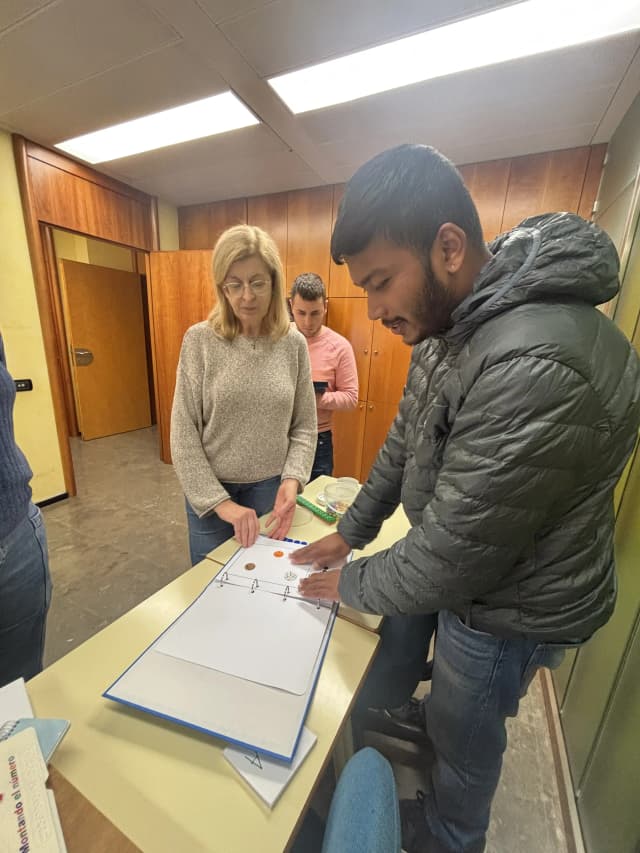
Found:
[41,427,570,853]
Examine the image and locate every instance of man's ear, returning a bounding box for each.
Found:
[433,223,467,275]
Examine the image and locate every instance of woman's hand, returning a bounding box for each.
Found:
[266,478,299,540]
[215,500,260,548]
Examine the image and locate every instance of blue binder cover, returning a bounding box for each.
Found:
[103,537,337,763]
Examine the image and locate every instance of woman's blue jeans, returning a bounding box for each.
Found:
[422,609,568,852]
[185,476,281,565]
[322,747,401,852]
[0,502,52,686]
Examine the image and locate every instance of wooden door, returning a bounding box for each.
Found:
[367,323,412,404]
[326,298,373,399]
[148,250,216,462]
[332,401,366,480]
[459,159,510,242]
[58,259,151,441]
[360,401,399,482]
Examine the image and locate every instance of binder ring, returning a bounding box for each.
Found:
[283,585,290,601]
[219,570,229,587]
[250,579,258,594]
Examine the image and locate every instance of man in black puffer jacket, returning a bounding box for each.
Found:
[293,144,640,853]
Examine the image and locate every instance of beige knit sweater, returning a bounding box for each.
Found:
[170,321,317,517]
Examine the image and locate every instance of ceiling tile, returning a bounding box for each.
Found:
[220,0,518,77]
[0,0,53,33]
[0,0,180,113]
[0,44,227,143]
[123,147,325,206]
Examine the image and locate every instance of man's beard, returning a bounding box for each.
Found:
[414,258,459,340]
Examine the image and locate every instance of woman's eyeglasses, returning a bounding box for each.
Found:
[223,279,270,296]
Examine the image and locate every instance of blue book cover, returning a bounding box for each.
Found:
[0,717,69,763]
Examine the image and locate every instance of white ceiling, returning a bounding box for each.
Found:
[1,0,639,206]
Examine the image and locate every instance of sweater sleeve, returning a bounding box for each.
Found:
[338,356,604,615]
[318,339,359,411]
[281,336,317,488]
[170,344,230,517]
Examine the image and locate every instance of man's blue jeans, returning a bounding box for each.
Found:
[0,502,52,687]
[322,747,401,852]
[310,430,333,481]
[185,476,281,565]
[422,609,567,852]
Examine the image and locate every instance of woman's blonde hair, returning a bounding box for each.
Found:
[208,225,290,341]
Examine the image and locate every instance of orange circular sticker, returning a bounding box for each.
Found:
[273,550,284,558]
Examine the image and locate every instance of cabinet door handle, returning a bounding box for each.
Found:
[363,348,369,354]
[373,350,379,355]
[368,404,374,411]
[359,403,365,410]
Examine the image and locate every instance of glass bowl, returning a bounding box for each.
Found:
[324,479,360,518]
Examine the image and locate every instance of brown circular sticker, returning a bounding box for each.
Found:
[244,562,256,571]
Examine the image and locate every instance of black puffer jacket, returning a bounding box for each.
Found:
[338,213,640,641]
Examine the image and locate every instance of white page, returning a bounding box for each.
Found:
[224,727,317,808]
[155,537,333,695]
[0,677,33,723]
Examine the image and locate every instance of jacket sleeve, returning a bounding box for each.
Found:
[338,356,605,614]
[281,337,317,488]
[170,347,230,517]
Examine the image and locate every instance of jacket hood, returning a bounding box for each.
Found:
[448,213,620,343]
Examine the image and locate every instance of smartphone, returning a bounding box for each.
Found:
[313,380,329,393]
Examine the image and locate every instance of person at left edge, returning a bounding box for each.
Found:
[171,225,317,565]
[0,332,52,687]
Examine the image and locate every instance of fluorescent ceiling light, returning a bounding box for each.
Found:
[268,0,640,114]
[55,92,259,163]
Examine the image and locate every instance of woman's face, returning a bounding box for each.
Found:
[222,254,273,330]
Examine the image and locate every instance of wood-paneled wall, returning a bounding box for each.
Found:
[14,136,158,494]
[176,144,606,481]
[178,145,606,257]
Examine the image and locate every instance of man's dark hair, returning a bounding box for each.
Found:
[290,272,326,301]
[331,144,484,264]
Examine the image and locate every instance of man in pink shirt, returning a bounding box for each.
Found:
[290,273,359,480]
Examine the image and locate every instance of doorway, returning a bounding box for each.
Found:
[48,228,156,442]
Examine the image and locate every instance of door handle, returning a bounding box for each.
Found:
[73,347,94,366]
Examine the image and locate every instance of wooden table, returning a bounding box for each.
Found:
[28,557,379,851]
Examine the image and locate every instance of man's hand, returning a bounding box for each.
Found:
[298,568,342,603]
[215,500,259,548]
[290,532,351,568]
[265,478,299,540]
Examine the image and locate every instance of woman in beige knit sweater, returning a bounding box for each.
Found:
[171,225,317,565]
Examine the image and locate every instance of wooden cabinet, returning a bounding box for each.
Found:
[328,298,411,481]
